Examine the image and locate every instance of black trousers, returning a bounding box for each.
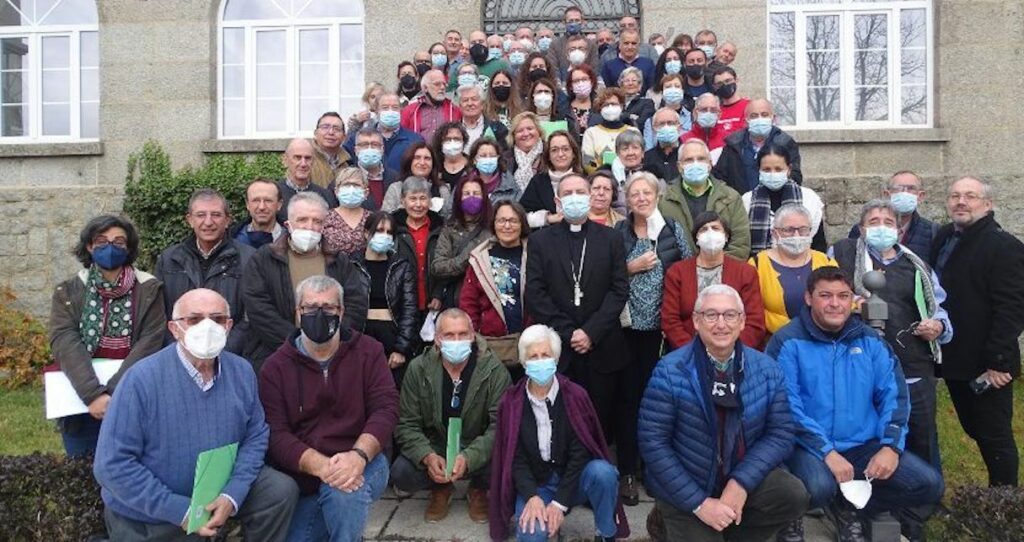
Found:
[568,353,640,477]
[946,379,1019,486]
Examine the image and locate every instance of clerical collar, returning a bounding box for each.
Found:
[569,223,584,232]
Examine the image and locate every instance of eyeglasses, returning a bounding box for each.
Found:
[775,226,811,236]
[298,304,342,316]
[947,193,985,203]
[189,211,227,221]
[495,217,521,226]
[317,124,344,133]
[92,237,128,249]
[173,314,230,326]
[451,379,463,409]
[696,310,743,324]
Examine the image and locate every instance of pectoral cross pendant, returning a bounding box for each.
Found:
[574,284,583,307]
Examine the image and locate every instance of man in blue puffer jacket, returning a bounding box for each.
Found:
[767,266,943,542]
[639,284,809,541]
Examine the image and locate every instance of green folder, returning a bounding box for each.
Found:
[445,417,462,479]
[186,442,239,534]
[539,120,568,137]
[601,150,617,167]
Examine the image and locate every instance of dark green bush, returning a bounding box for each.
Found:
[0,453,104,540]
[944,485,1024,541]
[123,141,285,269]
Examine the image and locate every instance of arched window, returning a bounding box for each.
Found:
[0,0,99,141]
[767,0,932,128]
[219,0,365,138]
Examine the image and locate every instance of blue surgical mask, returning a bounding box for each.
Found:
[747,117,773,137]
[368,232,394,253]
[357,148,382,168]
[664,60,682,75]
[682,162,710,186]
[890,192,918,214]
[336,185,366,208]
[538,37,552,51]
[524,357,558,386]
[697,111,719,129]
[759,171,789,191]
[566,22,582,35]
[700,45,715,60]
[379,110,401,129]
[431,53,448,68]
[560,193,591,221]
[662,87,684,105]
[440,339,473,364]
[502,39,512,52]
[476,156,499,175]
[488,47,502,61]
[509,51,526,66]
[865,225,899,252]
[92,244,129,270]
[656,125,680,145]
[457,74,477,88]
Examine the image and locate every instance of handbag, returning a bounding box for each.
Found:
[485,333,522,367]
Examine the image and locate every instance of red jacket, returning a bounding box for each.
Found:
[459,239,530,336]
[661,256,767,350]
[259,330,399,494]
[400,95,462,142]
[680,121,729,152]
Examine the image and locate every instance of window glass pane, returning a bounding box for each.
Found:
[769,12,795,51]
[300,98,328,131]
[42,35,69,68]
[257,64,284,98]
[256,98,285,131]
[770,53,795,86]
[39,0,98,25]
[806,14,839,122]
[223,65,244,98]
[80,66,97,101]
[855,87,888,121]
[900,8,927,48]
[256,30,285,64]
[338,97,361,120]
[339,24,362,62]
[223,28,244,65]
[222,98,245,135]
[0,2,30,26]
[300,64,327,97]
[296,0,362,18]
[80,100,97,137]
[223,0,288,20]
[80,31,97,68]
[1,37,28,136]
[854,50,887,86]
[807,88,839,122]
[42,102,69,135]
[339,61,362,91]
[3,70,25,103]
[299,28,328,62]
[901,85,926,125]
[2,37,29,71]
[2,104,28,135]
[900,49,925,86]
[42,68,69,102]
[771,88,797,126]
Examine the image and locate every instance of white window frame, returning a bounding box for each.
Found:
[217,1,365,139]
[0,21,98,142]
[766,0,934,129]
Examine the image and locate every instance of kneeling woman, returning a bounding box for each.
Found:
[489,325,630,542]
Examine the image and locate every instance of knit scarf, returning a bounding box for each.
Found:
[748,181,803,253]
[853,240,942,364]
[79,265,137,355]
[513,141,544,192]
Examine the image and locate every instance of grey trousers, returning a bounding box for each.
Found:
[104,465,299,542]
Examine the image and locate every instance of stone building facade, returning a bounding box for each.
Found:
[1,0,1022,318]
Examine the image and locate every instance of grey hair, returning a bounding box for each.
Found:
[772,203,812,228]
[437,307,473,330]
[356,126,383,143]
[287,191,329,221]
[334,166,367,187]
[624,171,663,197]
[614,129,644,152]
[618,66,644,87]
[518,324,562,364]
[952,175,994,200]
[401,176,432,197]
[694,284,744,313]
[695,92,721,109]
[458,63,480,76]
[458,84,482,99]
[858,198,898,225]
[679,138,711,159]
[294,274,344,309]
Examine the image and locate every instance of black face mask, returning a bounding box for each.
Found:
[300,308,340,344]
[685,64,705,79]
[598,43,610,57]
[400,74,418,91]
[415,63,431,77]
[528,68,548,83]
[470,43,489,65]
[714,83,737,100]
[492,85,511,102]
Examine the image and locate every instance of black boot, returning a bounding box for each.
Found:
[829,501,867,542]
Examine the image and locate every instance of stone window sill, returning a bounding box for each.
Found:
[0,141,104,158]
[201,139,292,154]
[787,128,950,145]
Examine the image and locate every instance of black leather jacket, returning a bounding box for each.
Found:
[352,254,419,357]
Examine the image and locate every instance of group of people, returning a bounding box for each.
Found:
[45,5,1024,542]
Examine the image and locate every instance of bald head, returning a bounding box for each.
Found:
[172,288,230,321]
[283,138,314,185]
[745,98,774,118]
[469,30,487,45]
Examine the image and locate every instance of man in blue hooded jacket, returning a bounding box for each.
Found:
[767,266,943,542]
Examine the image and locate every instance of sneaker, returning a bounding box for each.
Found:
[467,487,489,524]
[776,519,805,542]
[619,475,639,506]
[830,502,867,542]
[425,484,454,523]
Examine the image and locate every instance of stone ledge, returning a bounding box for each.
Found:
[788,128,951,145]
[201,138,292,154]
[0,141,104,158]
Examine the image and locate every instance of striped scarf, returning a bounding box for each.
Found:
[79,265,136,355]
[748,181,803,253]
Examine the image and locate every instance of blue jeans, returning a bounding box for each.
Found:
[286,454,389,542]
[786,441,944,522]
[513,459,619,542]
[61,413,102,458]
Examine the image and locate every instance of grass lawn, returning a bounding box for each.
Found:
[0,385,62,455]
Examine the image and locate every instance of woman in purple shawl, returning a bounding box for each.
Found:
[488,324,630,541]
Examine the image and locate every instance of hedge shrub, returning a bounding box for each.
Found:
[123,141,285,269]
[0,453,104,540]
[944,484,1024,541]
[0,287,51,389]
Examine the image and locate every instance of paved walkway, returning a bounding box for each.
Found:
[360,483,840,541]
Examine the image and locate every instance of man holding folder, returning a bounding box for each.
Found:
[94,289,299,541]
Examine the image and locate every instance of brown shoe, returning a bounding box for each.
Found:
[467,487,489,524]
[425,484,454,523]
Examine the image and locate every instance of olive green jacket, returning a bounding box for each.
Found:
[658,177,752,260]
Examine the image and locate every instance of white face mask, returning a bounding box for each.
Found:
[177,318,228,360]
[601,105,622,122]
[442,140,464,157]
[839,479,873,510]
[776,235,812,256]
[697,229,727,254]
[289,228,321,253]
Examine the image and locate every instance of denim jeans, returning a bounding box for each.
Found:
[286,454,389,542]
[61,413,102,458]
[786,441,944,525]
[513,459,619,542]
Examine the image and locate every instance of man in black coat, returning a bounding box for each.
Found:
[930,176,1024,487]
[525,173,640,503]
[275,138,339,224]
[155,188,254,354]
[712,98,802,194]
[242,192,367,370]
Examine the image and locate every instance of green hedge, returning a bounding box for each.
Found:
[0,453,104,540]
[123,141,285,270]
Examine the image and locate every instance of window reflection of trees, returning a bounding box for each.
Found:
[806,14,839,122]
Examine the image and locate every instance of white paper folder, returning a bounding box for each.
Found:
[44,359,123,419]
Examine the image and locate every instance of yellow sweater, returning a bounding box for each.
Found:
[751,250,836,334]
